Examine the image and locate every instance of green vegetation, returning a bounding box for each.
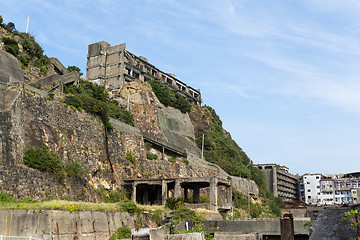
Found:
[342,209,360,239]
[146,79,191,113]
[168,157,177,163]
[167,207,213,240]
[24,146,90,181]
[64,79,134,129]
[126,152,136,165]
[194,106,283,216]
[119,200,140,214]
[24,145,65,180]
[2,37,19,57]
[67,65,83,76]
[109,225,132,240]
[146,152,158,160]
[0,16,50,74]
[165,197,184,210]
[65,160,89,178]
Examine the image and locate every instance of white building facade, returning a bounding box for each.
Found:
[300,173,360,206]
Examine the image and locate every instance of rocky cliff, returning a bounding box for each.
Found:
[0,47,258,202]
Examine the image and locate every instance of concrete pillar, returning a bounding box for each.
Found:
[226,186,232,204]
[193,186,200,203]
[162,147,165,160]
[280,214,294,240]
[273,168,278,197]
[184,188,189,202]
[174,180,182,198]
[209,177,218,212]
[143,188,149,204]
[162,180,168,205]
[131,183,137,202]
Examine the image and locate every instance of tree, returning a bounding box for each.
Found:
[5,22,15,32]
[342,209,360,239]
[67,65,83,76]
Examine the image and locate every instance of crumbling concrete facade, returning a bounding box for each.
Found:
[256,164,300,202]
[86,41,202,105]
[123,176,232,212]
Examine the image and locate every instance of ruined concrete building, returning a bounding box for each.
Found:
[123,176,232,212]
[86,41,202,105]
[256,164,300,202]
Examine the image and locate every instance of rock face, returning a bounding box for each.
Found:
[309,207,357,240]
[0,51,259,200]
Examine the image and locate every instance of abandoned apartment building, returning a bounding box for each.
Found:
[123,176,232,212]
[86,41,202,105]
[256,164,300,202]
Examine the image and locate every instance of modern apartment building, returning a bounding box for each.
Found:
[299,172,360,205]
[86,41,202,105]
[256,164,300,202]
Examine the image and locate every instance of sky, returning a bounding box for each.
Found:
[1,0,360,175]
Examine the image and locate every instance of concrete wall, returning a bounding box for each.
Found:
[203,218,311,236]
[0,209,138,240]
[214,232,263,240]
[165,232,204,240]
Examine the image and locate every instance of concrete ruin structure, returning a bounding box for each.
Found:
[256,164,300,202]
[86,41,202,105]
[123,176,232,212]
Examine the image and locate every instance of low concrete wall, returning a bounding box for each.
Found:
[203,218,311,236]
[0,209,137,240]
[165,232,204,240]
[214,232,263,240]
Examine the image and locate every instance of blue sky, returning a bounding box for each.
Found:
[1,0,360,175]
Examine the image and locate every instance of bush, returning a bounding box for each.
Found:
[165,197,184,210]
[146,152,158,160]
[109,225,132,240]
[65,160,89,178]
[146,79,191,113]
[119,200,139,214]
[64,80,134,128]
[23,146,65,180]
[168,157,176,163]
[67,65,83,76]
[2,37,19,57]
[126,152,136,165]
[0,191,16,202]
[171,207,196,221]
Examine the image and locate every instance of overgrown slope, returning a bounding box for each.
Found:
[0,15,50,81]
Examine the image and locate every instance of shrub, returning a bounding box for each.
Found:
[2,37,19,57]
[146,79,191,113]
[168,157,176,163]
[48,93,55,100]
[109,225,132,240]
[119,200,139,214]
[126,152,136,165]
[165,197,184,210]
[146,152,158,160]
[67,65,83,76]
[65,160,89,178]
[0,191,16,202]
[171,207,196,221]
[64,80,134,128]
[23,145,65,180]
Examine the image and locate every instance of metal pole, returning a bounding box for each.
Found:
[26,16,29,33]
[201,134,204,160]
[248,184,250,216]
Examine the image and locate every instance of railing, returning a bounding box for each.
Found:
[0,236,42,240]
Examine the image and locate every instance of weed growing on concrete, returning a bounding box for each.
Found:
[146,152,158,160]
[109,225,131,240]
